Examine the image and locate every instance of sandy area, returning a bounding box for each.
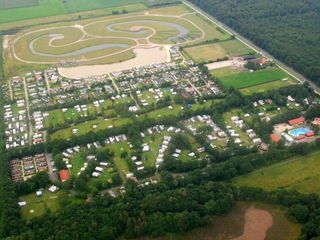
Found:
[231,207,273,240]
[58,45,171,79]
[274,123,292,135]
[2,35,10,49]
[206,57,245,70]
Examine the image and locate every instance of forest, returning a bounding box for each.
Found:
[189,0,320,86]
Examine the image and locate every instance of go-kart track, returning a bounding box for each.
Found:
[11,10,208,78]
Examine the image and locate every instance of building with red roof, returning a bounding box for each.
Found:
[296,135,306,140]
[288,117,305,125]
[306,131,315,137]
[59,169,70,182]
[270,133,281,143]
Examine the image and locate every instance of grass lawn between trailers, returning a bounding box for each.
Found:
[19,189,83,220]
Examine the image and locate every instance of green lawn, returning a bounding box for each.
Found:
[219,68,288,89]
[70,151,87,176]
[50,117,131,140]
[44,109,65,128]
[106,142,131,179]
[233,152,320,194]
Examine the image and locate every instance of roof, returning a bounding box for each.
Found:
[312,118,320,125]
[288,117,305,125]
[296,135,306,140]
[260,58,267,65]
[59,169,70,182]
[270,133,281,142]
[306,131,315,137]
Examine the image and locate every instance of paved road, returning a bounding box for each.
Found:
[45,153,58,182]
[182,0,320,94]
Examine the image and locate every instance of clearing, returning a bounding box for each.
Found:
[135,202,300,240]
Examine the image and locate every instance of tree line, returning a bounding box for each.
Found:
[189,0,320,86]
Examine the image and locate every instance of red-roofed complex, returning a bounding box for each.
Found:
[270,133,281,143]
[288,117,305,125]
[59,169,70,182]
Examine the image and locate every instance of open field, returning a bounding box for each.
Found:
[135,202,300,240]
[0,0,157,23]
[218,39,253,56]
[65,0,149,12]
[0,3,147,31]
[184,39,252,63]
[50,117,131,140]
[0,0,67,23]
[219,68,288,89]
[210,67,248,78]
[184,43,227,62]
[241,80,292,95]
[233,151,320,194]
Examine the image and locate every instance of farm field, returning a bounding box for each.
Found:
[65,0,150,12]
[233,151,320,194]
[0,0,156,23]
[135,202,300,240]
[0,0,38,9]
[0,0,67,23]
[219,68,288,89]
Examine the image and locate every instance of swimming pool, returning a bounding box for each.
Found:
[289,128,312,136]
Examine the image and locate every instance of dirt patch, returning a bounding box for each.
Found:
[231,207,273,240]
[58,45,171,79]
[2,35,11,49]
[206,57,245,70]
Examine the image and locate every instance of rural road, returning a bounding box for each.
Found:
[182,0,320,94]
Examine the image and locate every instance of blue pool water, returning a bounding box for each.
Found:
[289,128,312,136]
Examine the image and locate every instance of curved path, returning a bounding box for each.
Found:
[12,12,206,65]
